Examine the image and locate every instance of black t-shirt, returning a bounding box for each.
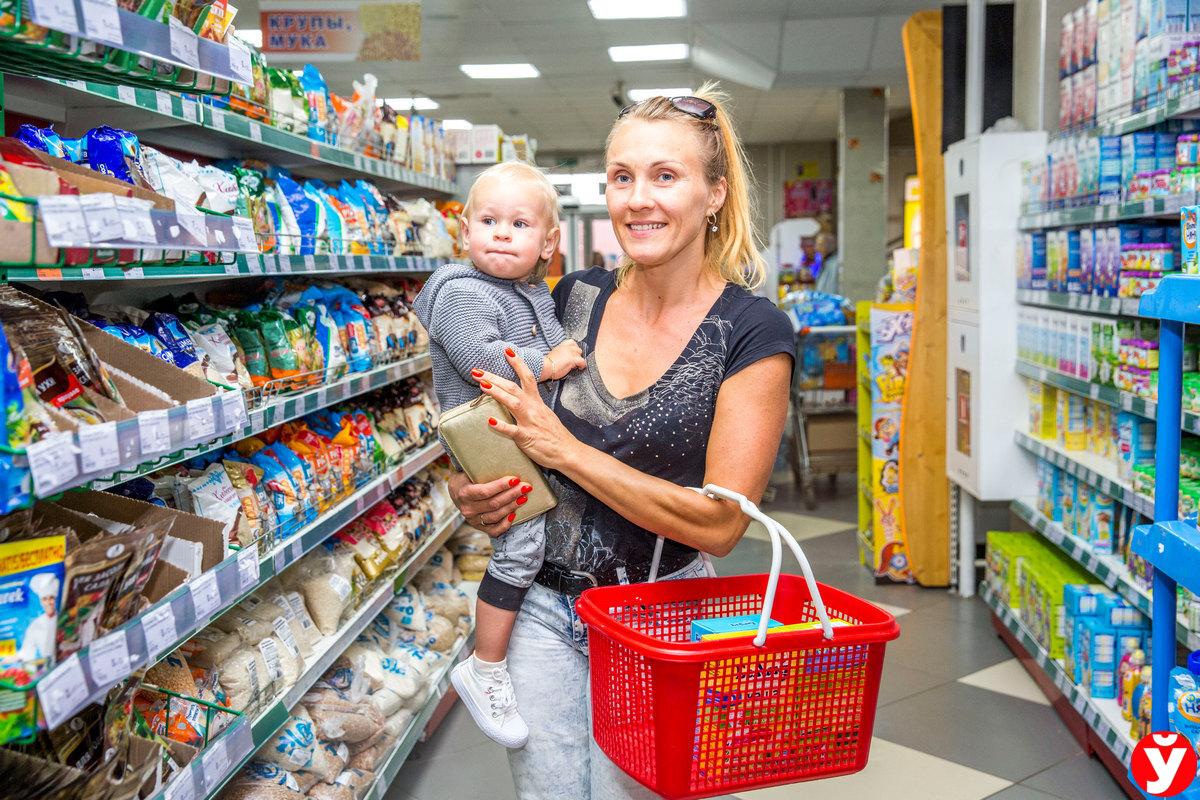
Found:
[542,267,795,580]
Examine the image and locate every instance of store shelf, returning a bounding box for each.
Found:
[1013,432,1154,517]
[150,511,467,800]
[6,253,449,282]
[5,77,458,195]
[1016,290,1143,318]
[34,441,447,730]
[1132,519,1200,600]
[1087,88,1200,139]
[1018,192,1191,230]
[980,583,1135,765]
[1014,359,1184,426]
[80,353,429,494]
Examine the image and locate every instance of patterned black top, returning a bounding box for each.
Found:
[543,267,795,580]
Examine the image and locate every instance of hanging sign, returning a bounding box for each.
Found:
[260,0,420,61]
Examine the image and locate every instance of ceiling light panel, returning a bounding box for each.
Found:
[627,87,692,102]
[381,97,440,110]
[588,0,686,19]
[608,43,689,62]
[442,119,474,130]
[460,63,540,79]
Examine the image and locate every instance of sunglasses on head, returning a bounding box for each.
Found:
[619,95,717,121]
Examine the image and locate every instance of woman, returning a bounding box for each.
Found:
[451,83,795,799]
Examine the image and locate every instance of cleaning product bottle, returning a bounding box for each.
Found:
[1121,649,1145,720]
[1133,665,1153,741]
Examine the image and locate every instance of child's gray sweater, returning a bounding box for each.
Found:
[412,263,567,412]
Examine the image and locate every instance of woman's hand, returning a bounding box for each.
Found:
[449,471,529,538]
[470,347,583,471]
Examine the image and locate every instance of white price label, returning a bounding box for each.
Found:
[232,216,258,252]
[221,390,248,430]
[81,0,122,43]
[190,571,221,622]
[181,99,200,124]
[249,123,262,142]
[201,736,232,793]
[228,36,253,84]
[81,267,105,279]
[142,603,178,658]
[174,204,208,247]
[224,260,240,275]
[168,16,200,68]
[27,433,79,496]
[164,769,196,800]
[79,193,122,243]
[117,84,135,105]
[88,629,132,688]
[138,409,171,456]
[125,266,144,279]
[303,255,316,272]
[358,254,371,271]
[248,257,263,274]
[28,0,80,36]
[37,654,89,728]
[77,422,119,473]
[211,107,227,132]
[272,617,299,657]
[38,195,88,247]
[185,397,216,441]
[353,154,365,170]
[156,91,173,116]
[113,196,157,243]
[236,547,260,591]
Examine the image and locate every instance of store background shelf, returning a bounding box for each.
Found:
[1011,360,1200,430]
[6,253,450,282]
[5,77,458,195]
[1018,193,1190,230]
[1016,290,1143,317]
[1013,431,1154,516]
[152,511,468,800]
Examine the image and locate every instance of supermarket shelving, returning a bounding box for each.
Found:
[149,512,468,800]
[1012,431,1154,516]
[1018,192,1191,230]
[1016,289,1143,318]
[1013,359,1191,428]
[6,253,450,282]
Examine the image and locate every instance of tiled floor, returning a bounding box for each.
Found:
[384,477,1128,800]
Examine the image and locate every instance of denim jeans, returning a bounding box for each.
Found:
[506,557,709,800]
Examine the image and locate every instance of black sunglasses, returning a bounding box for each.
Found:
[619,95,717,121]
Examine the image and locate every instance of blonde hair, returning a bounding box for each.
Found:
[605,81,765,289]
[462,161,560,283]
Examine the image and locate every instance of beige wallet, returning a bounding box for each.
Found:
[438,394,557,524]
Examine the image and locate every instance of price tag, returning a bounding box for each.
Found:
[228,36,253,84]
[77,421,119,473]
[81,267,105,280]
[116,84,136,106]
[28,0,80,35]
[248,257,263,274]
[174,204,208,247]
[142,603,178,659]
[38,195,87,247]
[79,193,122,243]
[125,266,144,279]
[185,397,216,441]
[232,216,258,252]
[353,154,365,171]
[169,16,200,68]
[358,254,371,271]
[181,99,200,124]
[27,433,79,496]
[163,768,196,800]
[38,658,90,735]
[88,629,132,688]
[272,616,299,657]
[304,255,316,272]
[81,0,122,43]
[224,260,240,275]
[236,547,259,591]
[201,736,232,793]
[156,91,174,116]
[211,107,227,132]
[249,122,262,142]
[190,571,221,623]
[138,409,171,456]
[113,196,157,243]
[221,390,248,430]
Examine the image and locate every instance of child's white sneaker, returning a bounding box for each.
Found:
[451,656,529,749]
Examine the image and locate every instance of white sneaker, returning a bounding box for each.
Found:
[450,658,529,749]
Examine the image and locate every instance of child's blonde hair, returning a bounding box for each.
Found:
[462,161,560,284]
[605,81,765,289]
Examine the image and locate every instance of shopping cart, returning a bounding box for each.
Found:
[576,485,899,800]
[788,324,858,509]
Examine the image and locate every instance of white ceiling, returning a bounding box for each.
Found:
[247,0,925,153]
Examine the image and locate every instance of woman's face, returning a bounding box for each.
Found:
[605,119,726,270]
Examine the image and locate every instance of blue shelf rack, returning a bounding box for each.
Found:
[1130,273,1200,798]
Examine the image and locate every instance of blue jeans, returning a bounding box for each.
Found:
[506,557,709,800]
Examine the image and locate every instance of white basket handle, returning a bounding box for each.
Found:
[648,484,836,645]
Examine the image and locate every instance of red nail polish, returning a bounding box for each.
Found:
[521,484,532,494]
[508,477,520,487]
[507,512,516,522]
[488,417,498,426]
[471,368,484,378]
[505,347,516,358]
[516,496,528,506]
[480,381,492,389]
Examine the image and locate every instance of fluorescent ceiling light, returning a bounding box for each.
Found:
[442,119,473,130]
[608,43,689,62]
[381,96,440,110]
[235,28,262,48]
[588,0,685,19]
[692,31,776,90]
[460,63,539,79]
[627,87,692,102]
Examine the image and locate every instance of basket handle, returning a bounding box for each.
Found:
[648,484,836,645]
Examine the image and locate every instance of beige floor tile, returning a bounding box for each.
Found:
[871,601,912,618]
[745,512,851,543]
[957,658,1051,706]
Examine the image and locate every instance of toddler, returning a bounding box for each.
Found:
[412,161,584,749]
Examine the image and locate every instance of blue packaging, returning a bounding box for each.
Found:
[1080,617,1119,699]
[1031,231,1048,290]
[1099,137,1123,204]
[264,443,316,520]
[690,614,782,642]
[15,125,65,159]
[1096,591,1145,628]
[1066,229,1082,293]
[1142,224,1168,244]
[85,126,143,185]
[143,312,200,372]
[1169,667,1200,744]
[250,451,299,535]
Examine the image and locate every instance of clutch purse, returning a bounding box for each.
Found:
[438,394,557,524]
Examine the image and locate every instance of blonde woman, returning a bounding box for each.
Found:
[450,83,794,798]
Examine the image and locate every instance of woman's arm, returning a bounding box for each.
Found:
[479,351,792,557]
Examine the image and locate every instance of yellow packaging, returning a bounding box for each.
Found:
[1057,389,1087,450]
[1028,380,1057,440]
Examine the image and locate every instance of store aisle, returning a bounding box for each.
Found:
[385,484,1125,800]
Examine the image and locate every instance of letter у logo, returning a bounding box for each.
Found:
[1132,732,1199,796]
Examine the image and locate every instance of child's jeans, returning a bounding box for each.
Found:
[477,516,545,611]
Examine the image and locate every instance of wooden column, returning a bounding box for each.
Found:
[900,11,950,586]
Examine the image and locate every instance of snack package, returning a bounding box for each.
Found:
[233,166,276,253]
[85,126,148,186]
[142,146,206,208]
[0,533,66,731]
[15,125,66,159]
[188,461,241,550]
[300,65,332,143]
[269,68,300,132]
[143,311,204,379]
[250,450,300,535]
[275,173,317,255]
[195,164,240,214]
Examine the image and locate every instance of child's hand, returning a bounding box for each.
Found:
[542,339,586,381]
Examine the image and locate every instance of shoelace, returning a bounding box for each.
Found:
[486,668,517,718]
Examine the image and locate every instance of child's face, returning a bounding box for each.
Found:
[462,176,559,281]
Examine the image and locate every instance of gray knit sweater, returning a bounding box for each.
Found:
[412,263,567,412]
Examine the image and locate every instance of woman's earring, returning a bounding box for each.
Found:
[707,212,718,233]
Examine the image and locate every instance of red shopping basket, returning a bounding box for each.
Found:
[575,485,900,799]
